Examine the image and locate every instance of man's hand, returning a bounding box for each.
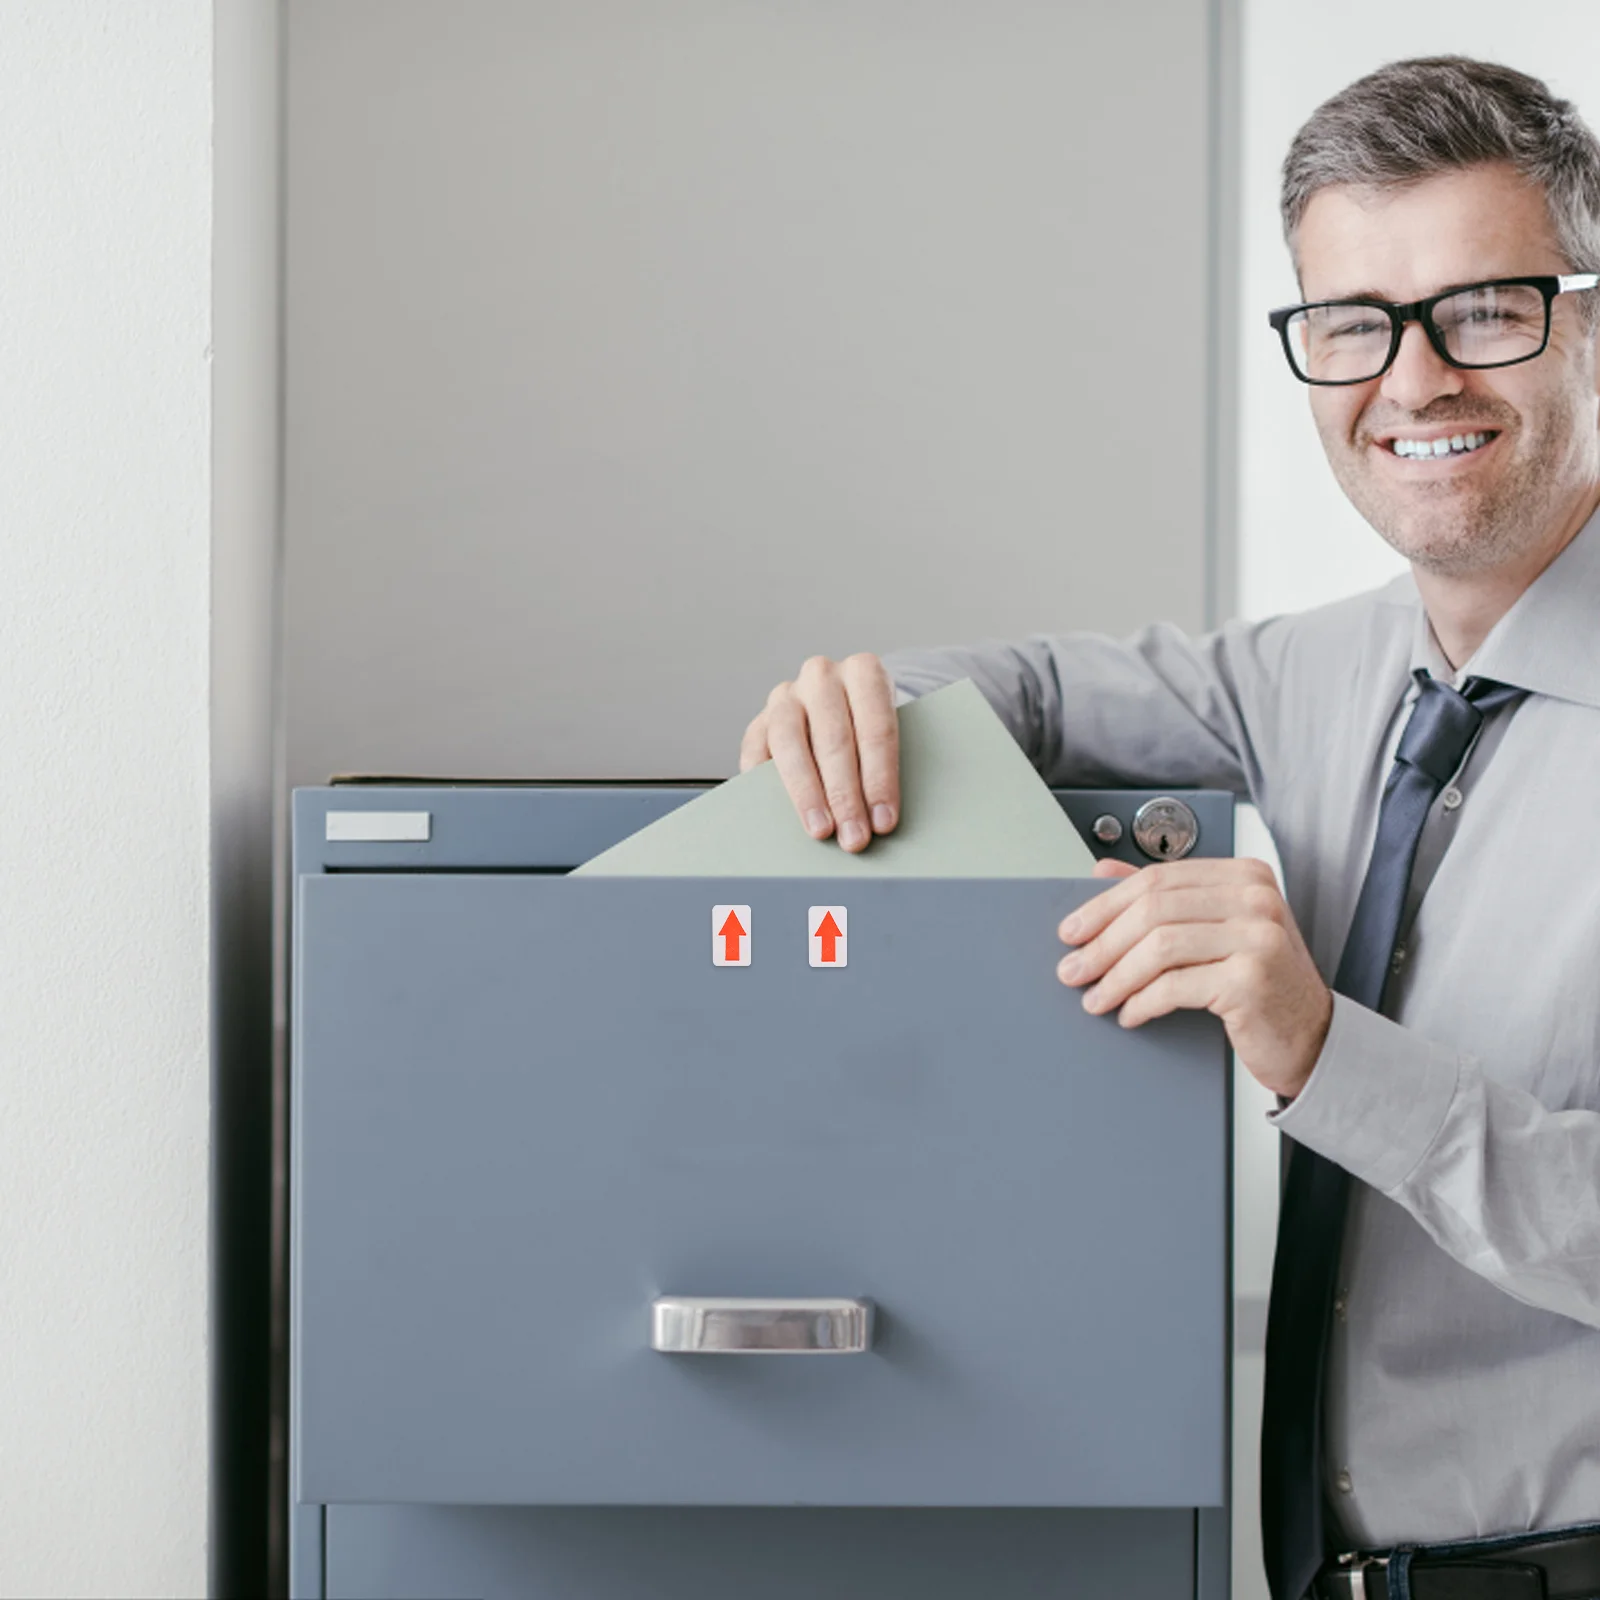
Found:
[1056,857,1333,1100]
[739,654,900,853]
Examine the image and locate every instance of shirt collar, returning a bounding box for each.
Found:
[1402,501,1600,708]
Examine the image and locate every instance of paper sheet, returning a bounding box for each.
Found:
[574,679,1096,877]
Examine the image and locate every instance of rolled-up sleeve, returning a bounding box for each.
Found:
[1274,996,1600,1329]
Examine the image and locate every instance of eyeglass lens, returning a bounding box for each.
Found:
[1286,282,1549,382]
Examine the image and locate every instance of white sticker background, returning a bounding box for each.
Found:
[808,905,848,968]
[712,904,751,966]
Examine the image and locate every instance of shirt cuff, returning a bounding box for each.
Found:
[1268,994,1462,1194]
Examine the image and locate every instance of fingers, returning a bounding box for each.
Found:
[1113,961,1230,1030]
[840,654,900,836]
[1071,920,1241,1016]
[1058,882,1237,986]
[750,654,901,851]
[763,679,836,840]
[738,712,771,774]
[1051,856,1328,1091]
[1059,856,1277,944]
[1054,856,1302,1041]
[798,656,872,851]
[1092,859,1139,880]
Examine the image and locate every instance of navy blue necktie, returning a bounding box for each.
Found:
[1260,670,1524,1600]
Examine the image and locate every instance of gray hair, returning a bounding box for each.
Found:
[1282,57,1600,314]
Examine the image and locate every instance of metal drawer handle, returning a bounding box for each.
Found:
[651,1297,874,1354]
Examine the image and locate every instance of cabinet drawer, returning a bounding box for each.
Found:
[322,1506,1198,1600]
[293,875,1227,1507]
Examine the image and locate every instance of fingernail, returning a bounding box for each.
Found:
[872,803,896,833]
[839,820,869,851]
[1060,914,1083,941]
[1058,954,1084,983]
[1082,984,1103,1013]
[805,809,830,838]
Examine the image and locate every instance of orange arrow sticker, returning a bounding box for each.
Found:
[808,905,848,968]
[711,904,751,967]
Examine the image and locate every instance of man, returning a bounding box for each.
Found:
[738,58,1600,1600]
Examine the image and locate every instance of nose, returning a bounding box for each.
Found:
[1378,319,1464,411]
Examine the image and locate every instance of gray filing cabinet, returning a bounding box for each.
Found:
[290,784,1233,1599]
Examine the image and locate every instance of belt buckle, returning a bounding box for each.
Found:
[1333,1552,1390,1598]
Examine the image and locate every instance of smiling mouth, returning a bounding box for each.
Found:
[1385,430,1498,459]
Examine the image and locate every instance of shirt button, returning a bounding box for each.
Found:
[1336,1468,1354,1494]
[1390,946,1407,975]
[1441,785,1463,811]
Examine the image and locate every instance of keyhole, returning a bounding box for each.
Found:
[1159,833,1171,856]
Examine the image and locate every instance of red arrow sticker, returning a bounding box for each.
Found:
[808,905,848,968]
[711,904,751,967]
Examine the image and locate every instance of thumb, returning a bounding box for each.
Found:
[1092,858,1141,881]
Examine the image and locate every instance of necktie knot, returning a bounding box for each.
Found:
[1395,670,1521,787]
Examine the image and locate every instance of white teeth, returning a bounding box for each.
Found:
[1390,431,1492,458]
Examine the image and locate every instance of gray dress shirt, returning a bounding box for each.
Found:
[884,505,1600,1550]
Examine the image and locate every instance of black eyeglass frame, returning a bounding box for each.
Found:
[1267,273,1600,386]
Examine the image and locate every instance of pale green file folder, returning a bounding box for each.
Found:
[575,679,1097,877]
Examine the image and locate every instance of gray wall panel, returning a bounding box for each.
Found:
[284,0,1211,785]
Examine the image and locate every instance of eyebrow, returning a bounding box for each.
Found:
[1305,276,1533,306]
[1300,286,1404,305]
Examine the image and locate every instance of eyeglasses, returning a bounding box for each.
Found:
[1268,274,1599,386]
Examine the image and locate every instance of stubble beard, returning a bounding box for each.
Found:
[1320,408,1572,580]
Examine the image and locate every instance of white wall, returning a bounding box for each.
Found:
[1232,12,1600,1600]
[0,5,214,1595]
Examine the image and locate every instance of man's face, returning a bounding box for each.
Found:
[1296,163,1600,578]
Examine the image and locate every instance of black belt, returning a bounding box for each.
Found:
[1312,1529,1600,1599]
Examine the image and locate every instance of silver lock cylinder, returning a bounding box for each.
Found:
[1131,796,1199,862]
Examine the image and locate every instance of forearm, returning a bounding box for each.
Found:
[1275,996,1600,1329]
[884,619,1279,796]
